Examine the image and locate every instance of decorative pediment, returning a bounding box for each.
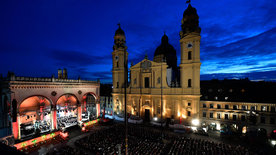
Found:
[141,60,152,69]
[130,59,164,70]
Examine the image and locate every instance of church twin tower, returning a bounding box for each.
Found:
[112,4,201,123]
[112,24,128,90]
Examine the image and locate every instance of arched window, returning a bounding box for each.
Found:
[188,79,192,88]
[116,62,119,68]
[188,51,192,60]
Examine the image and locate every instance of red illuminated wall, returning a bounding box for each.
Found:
[78,106,82,122]
[12,121,18,140]
[97,103,100,117]
[14,131,62,150]
[20,111,37,124]
[53,110,57,129]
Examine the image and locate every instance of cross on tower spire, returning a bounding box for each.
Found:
[186,0,191,4]
[117,22,121,28]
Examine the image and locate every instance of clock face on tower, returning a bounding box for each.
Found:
[187,42,193,49]
[115,56,119,61]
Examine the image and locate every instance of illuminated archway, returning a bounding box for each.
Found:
[82,92,97,121]
[56,94,79,129]
[19,96,52,138]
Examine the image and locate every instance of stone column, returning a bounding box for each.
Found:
[96,98,99,117]
[40,106,44,121]
[12,113,20,140]
[78,104,82,122]
[18,114,21,139]
[51,106,57,130]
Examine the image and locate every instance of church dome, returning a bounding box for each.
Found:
[153,34,177,69]
[154,34,176,57]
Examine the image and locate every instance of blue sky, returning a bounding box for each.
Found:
[0,0,276,83]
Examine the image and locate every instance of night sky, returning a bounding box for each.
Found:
[1,0,276,83]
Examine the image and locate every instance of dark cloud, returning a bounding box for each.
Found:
[202,27,276,61]
[201,70,276,81]
[90,71,112,80]
[49,50,112,66]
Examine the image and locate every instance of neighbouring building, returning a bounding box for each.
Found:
[100,84,113,116]
[200,79,276,133]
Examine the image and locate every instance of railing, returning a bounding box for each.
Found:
[4,76,100,84]
[14,131,62,150]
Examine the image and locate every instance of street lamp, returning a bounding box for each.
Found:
[123,34,128,155]
[160,57,167,138]
[160,57,166,138]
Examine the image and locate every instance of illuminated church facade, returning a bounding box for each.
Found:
[112,3,276,134]
[112,4,201,124]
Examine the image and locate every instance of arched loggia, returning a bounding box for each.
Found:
[81,92,98,121]
[56,94,79,129]
[18,95,53,139]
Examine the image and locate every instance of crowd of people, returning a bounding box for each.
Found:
[74,125,125,154]
[72,124,261,155]
[166,137,253,155]
[73,124,170,154]
[43,123,274,155]
[47,145,88,155]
